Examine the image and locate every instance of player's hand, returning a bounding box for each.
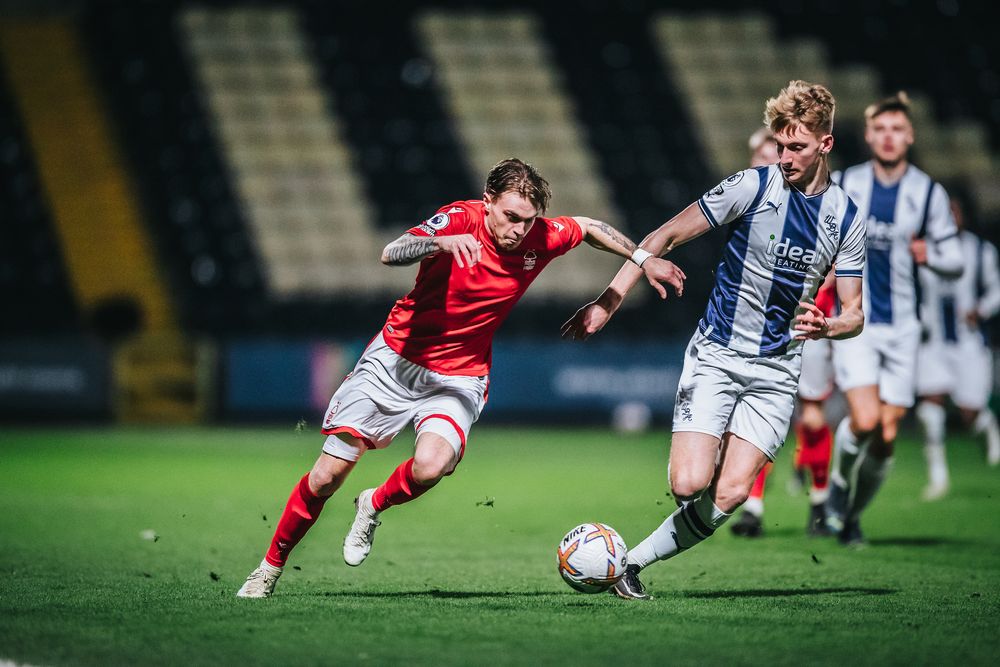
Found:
[793,301,829,340]
[966,310,980,327]
[910,236,929,265]
[561,301,613,341]
[641,257,686,300]
[434,234,483,268]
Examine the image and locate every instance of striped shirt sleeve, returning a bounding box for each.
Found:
[698,169,761,228]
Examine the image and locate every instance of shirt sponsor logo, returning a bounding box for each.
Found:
[766,234,820,272]
[866,216,896,251]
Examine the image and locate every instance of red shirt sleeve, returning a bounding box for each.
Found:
[406,203,471,237]
[547,215,585,256]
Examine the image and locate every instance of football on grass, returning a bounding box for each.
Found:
[557,522,628,593]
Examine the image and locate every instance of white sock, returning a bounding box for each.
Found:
[809,486,830,504]
[742,496,764,517]
[260,559,283,574]
[848,455,893,520]
[627,495,732,569]
[916,401,946,449]
[924,443,949,487]
[831,416,870,489]
[972,408,995,435]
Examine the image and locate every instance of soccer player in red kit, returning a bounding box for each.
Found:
[237,158,686,597]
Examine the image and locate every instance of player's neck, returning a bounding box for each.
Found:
[871,157,909,186]
[794,162,830,196]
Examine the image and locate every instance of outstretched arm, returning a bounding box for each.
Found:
[561,203,711,340]
[572,216,686,299]
[794,276,864,341]
[381,232,483,268]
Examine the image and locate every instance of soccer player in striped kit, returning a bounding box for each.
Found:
[236,158,686,598]
[563,81,866,599]
[915,186,1000,500]
[828,93,963,545]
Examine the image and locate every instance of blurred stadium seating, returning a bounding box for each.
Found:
[1,0,997,422]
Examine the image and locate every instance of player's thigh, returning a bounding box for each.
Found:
[832,325,880,393]
[951,343,992,410]
[672,331,742,441]
[711,433,771,512]
[727,355,799,461]
[412,374,488,463]
[320,338,421,461]
[798,337,834,402]
[668,431,723,499]
[843,385,881,433]
[876,324,920,408]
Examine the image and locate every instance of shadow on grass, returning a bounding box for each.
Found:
[867,536,968,547]
[682,586,896,599]
[317,590,567,599]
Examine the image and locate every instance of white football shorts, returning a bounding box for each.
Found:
[832,321,920,408]
[672,330,801,461]
[798,337,834,401]
[916,338,993,410]
[320,333,488,462]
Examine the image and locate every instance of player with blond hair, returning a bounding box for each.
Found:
[563,81,866,599]
[236,158,686,598]
[827,93,963,544]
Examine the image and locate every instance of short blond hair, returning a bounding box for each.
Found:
[764,80,836,135]
[865,91,912,122]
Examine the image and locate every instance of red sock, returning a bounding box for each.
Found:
[372,458,432,511]
[793,423,806,470]
[749,463,772,500]
[800,423,832,490]
[264,473,330,567]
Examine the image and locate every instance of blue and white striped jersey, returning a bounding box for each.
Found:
[697,165,866,357]
[918,231,1000,346]
[835,162,962,328]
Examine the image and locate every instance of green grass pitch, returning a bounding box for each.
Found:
[1,425,998,666]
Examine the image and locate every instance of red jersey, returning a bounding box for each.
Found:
[382,200,584,376]
[815,278,837,317]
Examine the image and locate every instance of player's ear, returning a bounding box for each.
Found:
[819,133,834,156]
[483,192,492,212]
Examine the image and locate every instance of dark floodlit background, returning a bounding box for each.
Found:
[2,0,998,425]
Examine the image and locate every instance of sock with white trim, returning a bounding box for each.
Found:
[627,494,732,569]
[831,416,870,490]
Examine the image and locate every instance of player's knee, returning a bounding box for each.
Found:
[411,449,457,485]
[712,480,751,513]
[850,409,879,436]
[670,469,711,501]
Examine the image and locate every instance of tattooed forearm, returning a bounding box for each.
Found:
[382,236,438,265]
[586,220,637,254]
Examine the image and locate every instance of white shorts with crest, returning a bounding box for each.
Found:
[672,330,801,460]
[321,333,488,463]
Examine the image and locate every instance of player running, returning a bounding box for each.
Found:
[728,127,838,539]
[562,81,866,599]
[827,92,963,544]
[915,187,1000,500]
[236,158,686,598]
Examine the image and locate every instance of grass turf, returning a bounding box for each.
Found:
[1,425,998,666]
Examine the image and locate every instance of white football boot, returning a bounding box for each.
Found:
[236,560,283,598]
[343,488,381,566]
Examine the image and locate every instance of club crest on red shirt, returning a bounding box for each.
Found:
[523,250,537,271]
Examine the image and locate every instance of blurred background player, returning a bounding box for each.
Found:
[562,81,866,599]
[915,186,1000,500]
[236,158,685,598]
[828,92,963,545]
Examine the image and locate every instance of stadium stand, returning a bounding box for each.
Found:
[416,9,624,299]
[0,62,80,335]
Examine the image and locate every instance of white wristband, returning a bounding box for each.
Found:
[631,248,653,267]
